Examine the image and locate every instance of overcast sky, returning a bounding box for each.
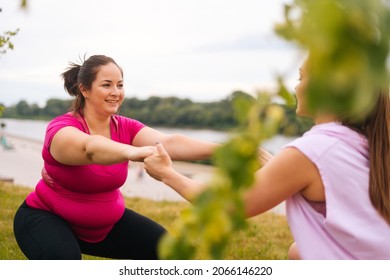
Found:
[0,0,303,107]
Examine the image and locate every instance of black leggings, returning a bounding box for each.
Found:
[13,200,167,260]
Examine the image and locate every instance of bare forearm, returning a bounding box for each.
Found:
[84,135,149,165]
[161,169,204,202]
[161,134,219,161]
[144,142,206,202]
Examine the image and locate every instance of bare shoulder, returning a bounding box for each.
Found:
[260,147,318,194]
[244,147,322,216]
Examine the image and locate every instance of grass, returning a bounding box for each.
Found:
[0,182,293,260]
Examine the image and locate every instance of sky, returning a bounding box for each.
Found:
[0,0,303,107]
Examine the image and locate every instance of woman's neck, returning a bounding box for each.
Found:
[314,114,339,125]
[82,108,111,138]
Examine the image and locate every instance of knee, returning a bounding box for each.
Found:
[13,203,82,260]
[288,242,301,260]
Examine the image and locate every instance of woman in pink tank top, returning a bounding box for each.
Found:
[144,57,390,259]
[13,55,219,260]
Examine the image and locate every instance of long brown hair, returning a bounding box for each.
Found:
[344,89,390,224]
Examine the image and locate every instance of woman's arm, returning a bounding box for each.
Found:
[132,127,219,161]
[145,143,320,217]
[50,126,156,165]
[243,148,318,217]
[144,143,205,202]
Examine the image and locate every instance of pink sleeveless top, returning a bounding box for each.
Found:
[285,122,390,259]
[26,112,145,242]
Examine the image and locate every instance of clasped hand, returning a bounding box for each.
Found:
[144,143,173,182]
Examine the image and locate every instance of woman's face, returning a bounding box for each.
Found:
[82,62,124,117]
[295,62,309,117]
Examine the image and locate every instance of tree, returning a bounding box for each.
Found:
[42,98,71,118]
[15,100,31,116]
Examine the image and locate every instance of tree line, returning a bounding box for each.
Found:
[1,91,313,136]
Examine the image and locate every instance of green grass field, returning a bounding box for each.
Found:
[0,182,292,260]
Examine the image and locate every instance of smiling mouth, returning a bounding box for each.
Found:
[106,100,119,104]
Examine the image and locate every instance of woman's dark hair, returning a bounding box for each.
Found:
[61,55,123,113]
[343,89,390,224]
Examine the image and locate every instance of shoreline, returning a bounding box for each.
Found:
[0,133,285,215]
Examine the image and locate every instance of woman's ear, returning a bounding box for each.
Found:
[79,84,88,98]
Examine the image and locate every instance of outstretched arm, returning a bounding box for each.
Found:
[50,126,156,165]
[144,143,205,202]
[132,126,219,161]
[145,143,319,218]
[134,126,273,165]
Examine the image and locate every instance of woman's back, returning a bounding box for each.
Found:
[286,122,390,259]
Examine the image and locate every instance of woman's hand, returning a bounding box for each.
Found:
[128,145,157,162]
[144,143,204,202]
[144,143,173,181]
[259,148,274,166]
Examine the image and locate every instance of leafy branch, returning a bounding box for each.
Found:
[0,1,28,57]
[0,28,19,56]
[158,91,287,259]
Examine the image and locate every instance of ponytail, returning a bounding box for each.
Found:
[61,62,85,113]
[62,62,81,97]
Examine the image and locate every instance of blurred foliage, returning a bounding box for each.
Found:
[0,28,19,56]
[275,0,390,120]
[20,0,27,8]
[158,91,287,259]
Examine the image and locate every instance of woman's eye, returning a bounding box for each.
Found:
[103,84,110,87]
[118,84,124,89]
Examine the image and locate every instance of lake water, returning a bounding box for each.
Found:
[0,118,297,154]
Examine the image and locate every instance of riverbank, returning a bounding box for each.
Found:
[0,133,285,214]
